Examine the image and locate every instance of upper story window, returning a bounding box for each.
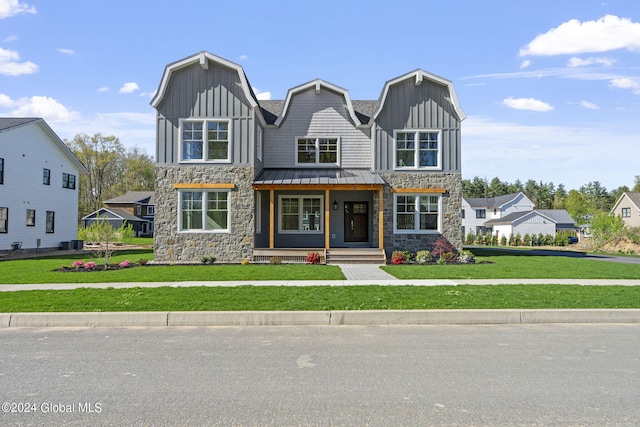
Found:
[62,173,76,189]
[181,119,230,162]
[476,209,486,219]
[622,207,631,218]
[26,209,35,227]
[394,194,441,233]
[43,168,50,185]
[394,130,440,170]
[136,206,142,215]
[0,158,4,184]
[296,137,339,166]
[147,206,154,215]
[179,190,230,233]
[0,207,7,233]
[256,127,263,162]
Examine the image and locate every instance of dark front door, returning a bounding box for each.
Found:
[344,202,368,242]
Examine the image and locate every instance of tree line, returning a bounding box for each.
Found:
[462,176,640,223]
[65,133,154,218]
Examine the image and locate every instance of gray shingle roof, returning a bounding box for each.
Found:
[536,209,575,224]
[82,208,148,222]
[0,117,39,131]
[258,100,378,126]
[625,192,640,207]
[104,191,155,205]
[254,168,386,186]
[464,193,523,209]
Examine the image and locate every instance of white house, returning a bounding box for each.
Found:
[462,192,534,236]
[0,118,87,253]
[484,210,557,241]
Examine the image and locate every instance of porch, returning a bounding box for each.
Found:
[252,247,387,265]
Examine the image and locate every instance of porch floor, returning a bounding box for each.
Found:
[252,248,386,265]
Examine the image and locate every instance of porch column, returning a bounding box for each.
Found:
[378,187,384,249]
[269,189,274,249]
[325,189,330,249]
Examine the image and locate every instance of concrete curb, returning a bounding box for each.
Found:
[1,309,639,328]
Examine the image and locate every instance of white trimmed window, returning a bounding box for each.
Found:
[180,119,230,162]
[278,196,323,233]
[622,207,631,218]
[179,190,230,232]
[256,127,263,162]
[394,194,441,233]
[296,137,339,166]
[394,130,441,169]
[256,192,262,234]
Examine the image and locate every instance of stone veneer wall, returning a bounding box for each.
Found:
[154,165,254,263]
[378,172,462,255]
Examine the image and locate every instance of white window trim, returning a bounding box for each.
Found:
[179,118,232,164]
[147,206,154,215]
[256,127,263,163]
[393,193,442,234]
[177,189,231,234]
[294,136,340,167]
[256,192,262,234]
[393,129,442,171]
[277,195,324,234]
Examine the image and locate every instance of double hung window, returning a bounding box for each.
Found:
[26,209,35,226]
[46,211,55,233]
[622,207,631,218]
[394,194,441,233]
[62,173,76,189]
[0,207,7,233]
[43,168,50,185]
[279,196,323,233]
[179,190,230,232]
[181,119,230,162]
[394,130,440,169]
[296,137,338,165]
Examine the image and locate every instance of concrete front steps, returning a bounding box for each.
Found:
[326,248,386,265]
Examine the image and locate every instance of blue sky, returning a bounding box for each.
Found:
[1,0,639,191]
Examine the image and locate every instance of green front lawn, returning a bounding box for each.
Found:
[1,285,638,312]
[0,250,345,284]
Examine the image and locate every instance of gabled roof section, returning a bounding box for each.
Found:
[274,79,361,127]
[82,207,146,222]
[536,209,575,224]
[150,51,259,110]
[372,69,466,122]
[464,192,526,209]
[611,192,640,214]
[0,117,88,175]
[484,210,556,226]
[104,191,155,205]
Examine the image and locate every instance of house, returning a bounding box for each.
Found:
[484,210,563,241]
[82,191,155,237]
[462,192,535,236]
[0,118,87,253]
[610,192,640,228]
[150,52,465,263]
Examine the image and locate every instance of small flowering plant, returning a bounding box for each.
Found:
[391,251,406,265]
[306,252,321,264]
[84,261,97,270]
[72,260,84,269]
[119,259,131,268]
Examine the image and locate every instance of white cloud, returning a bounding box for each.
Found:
[567,56,615,67]
[501,97,554,112]
[97,86,110,92]
[519,60,531,69]
[3,35,18,42]
[580,101,600,110]
[0,95,79,122]
[0,0,36,19]
[57,48,75,55]
[239,54,248,60]
[0,47,38,76]
[118,82,140,94]
[609,77,640,94]
[139,90,156,98]
[255,89,272,100]
[519,15,640,56]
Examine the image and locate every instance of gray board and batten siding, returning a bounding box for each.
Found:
[374,77,462,172]
[154,62,259,166]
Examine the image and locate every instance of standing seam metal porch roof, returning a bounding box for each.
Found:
[253,168,386,186]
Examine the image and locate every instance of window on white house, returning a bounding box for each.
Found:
[476,209,486,219]
[43,168,50,185]
[622,207,631,218]
[62,173,76,189]
[181,119,230,162]
[0,158,4,184]
[279,196,323,233]
[0,207,7,233]
[256,127,263,162]
[46,211,55,233]
[26,209,35,227]
[179,190,230,232]
[296,138,338,165]
[394,130,440,169]
[394,194,441,233]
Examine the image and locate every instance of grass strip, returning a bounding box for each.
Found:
[1,285,639,312]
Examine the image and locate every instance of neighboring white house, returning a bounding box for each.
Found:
[610,192,640,228]
[462,192,534,236]
[0,118,87,253]
[484,210,557,241]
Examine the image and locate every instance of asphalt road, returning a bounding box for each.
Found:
[465,245,640,264]
[1,325,639,426]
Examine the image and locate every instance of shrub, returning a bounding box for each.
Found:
[491,234,499,246]
[458,250,476,264]
[137,258,149,266]
[465,232,475,245]
[391,251,406,265]
[240,259,251,265]
[306,252,321,264]
[415,250,432,264]
[269,256,282,264]
[439,251,457,264]
[431,236,456,259]
[118,259,131,268]
[403,251,414,263]
[85,261,96,270]
[500,235,507,246]
[72,260,84,269]
[523,233,531,247]
[200,256,217,264]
